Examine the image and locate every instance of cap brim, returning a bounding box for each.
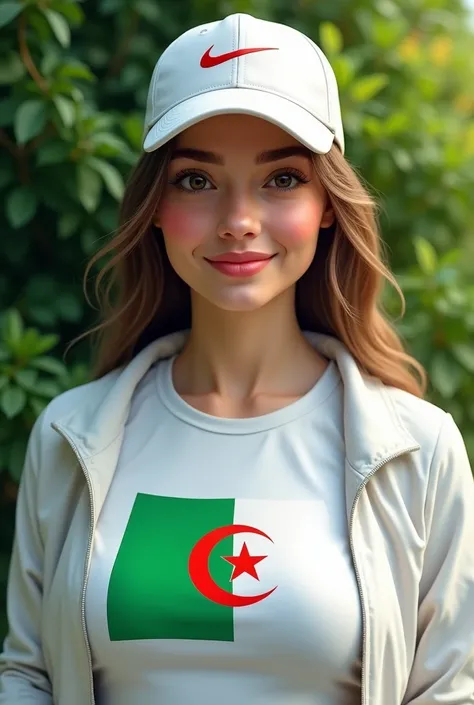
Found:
[143,87,338,154]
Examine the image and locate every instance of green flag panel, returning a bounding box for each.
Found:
[107,494,235,642]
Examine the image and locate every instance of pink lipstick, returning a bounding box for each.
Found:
[205,252,276,278]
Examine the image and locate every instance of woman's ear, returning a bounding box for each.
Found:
[320,205,335,229]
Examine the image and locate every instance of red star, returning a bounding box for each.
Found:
[222,542,268,581]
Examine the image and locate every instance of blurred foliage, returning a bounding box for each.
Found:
[1,0,474,640]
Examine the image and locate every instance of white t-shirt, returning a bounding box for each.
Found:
[85,355,362,705]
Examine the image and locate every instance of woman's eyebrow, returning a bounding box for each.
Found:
[169,146,312,165]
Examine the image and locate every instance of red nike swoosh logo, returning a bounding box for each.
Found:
[200,45,278,68]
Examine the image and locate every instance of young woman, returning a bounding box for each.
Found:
[1,12,473,705]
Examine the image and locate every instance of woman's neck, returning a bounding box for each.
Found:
[172,289,328,402]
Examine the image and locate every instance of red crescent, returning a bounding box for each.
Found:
[188,524,277,607]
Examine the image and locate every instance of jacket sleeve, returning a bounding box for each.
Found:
[403,413,474,704]
[0,410,53,703]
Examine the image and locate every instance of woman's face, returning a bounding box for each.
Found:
[155,114,334,312]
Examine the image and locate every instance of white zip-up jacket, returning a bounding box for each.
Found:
[1,331,474,705]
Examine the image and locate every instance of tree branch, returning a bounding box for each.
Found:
[18,12,49,95]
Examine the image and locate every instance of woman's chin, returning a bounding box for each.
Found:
[200,286,277,313]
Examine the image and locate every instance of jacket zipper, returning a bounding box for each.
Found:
[349,446,420,705]
[52,422,96,705]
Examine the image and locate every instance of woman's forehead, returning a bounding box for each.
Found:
[175,114,302,150]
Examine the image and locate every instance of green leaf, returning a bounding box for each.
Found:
[57,62,95,82]
[34,380,61,399]
[56,293,82,322]
[414,237,438,275]
[43,8,71,47]
[14,369,38,391]
[88,113,114,132]
[363,116,383,137]
[37,141,71,166]
[330,55,356,91]
[81,228,99,254]
[29,306,58,327]
[53,2,84,25]
[0,97,19,127]
[452,343,474,373]
[136,0,161,22]
[373,15,404,48]
[85,156,124,200]
[319,22,343,55]
[34,334,59,356]
[376,0,400,19]
[11,327,41,358]
[431,353,462,398]
[30,356,67,376]
[384,112,410,136]
[69,86,84,103]
[0,1,22,28]
[29,9,53,43]
[6,187,38,228]
[41,47,62,77]
[89,132,129,154]
[77,162,102,213]
[58,212,80,239]
[53,95,76,128]
[29,396,48,416]
[0,343,10,362]
[0,51,25,85]
[15,328,58,357]
[351,74,389,102]
[14,100,48,144]
[2,309,23,346]
[0,385,26,419]
[393,149,413,172]
[439,248,461,267]
[122,115,143,150]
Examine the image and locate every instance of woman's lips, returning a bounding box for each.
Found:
[205,255,276,277]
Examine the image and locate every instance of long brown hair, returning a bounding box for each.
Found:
[67,141,426,397]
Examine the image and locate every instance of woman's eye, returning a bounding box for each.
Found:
[267,171,308,190]
[175,173,211,191]
[271,174,296,189]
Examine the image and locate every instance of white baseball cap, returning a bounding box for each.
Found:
[143,13,345,155]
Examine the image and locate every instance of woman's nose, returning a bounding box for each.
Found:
[216,192,262,241]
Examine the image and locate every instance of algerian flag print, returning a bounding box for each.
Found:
[107,494,315,643]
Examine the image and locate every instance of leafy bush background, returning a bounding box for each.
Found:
[1,0,473,640]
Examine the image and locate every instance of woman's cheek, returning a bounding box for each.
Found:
[271,200,323,247]
[159,201,209,245]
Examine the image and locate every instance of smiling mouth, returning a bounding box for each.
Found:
[204,255,276,278]
[205,252,276,264]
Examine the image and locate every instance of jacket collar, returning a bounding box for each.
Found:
[52,329,420,490]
